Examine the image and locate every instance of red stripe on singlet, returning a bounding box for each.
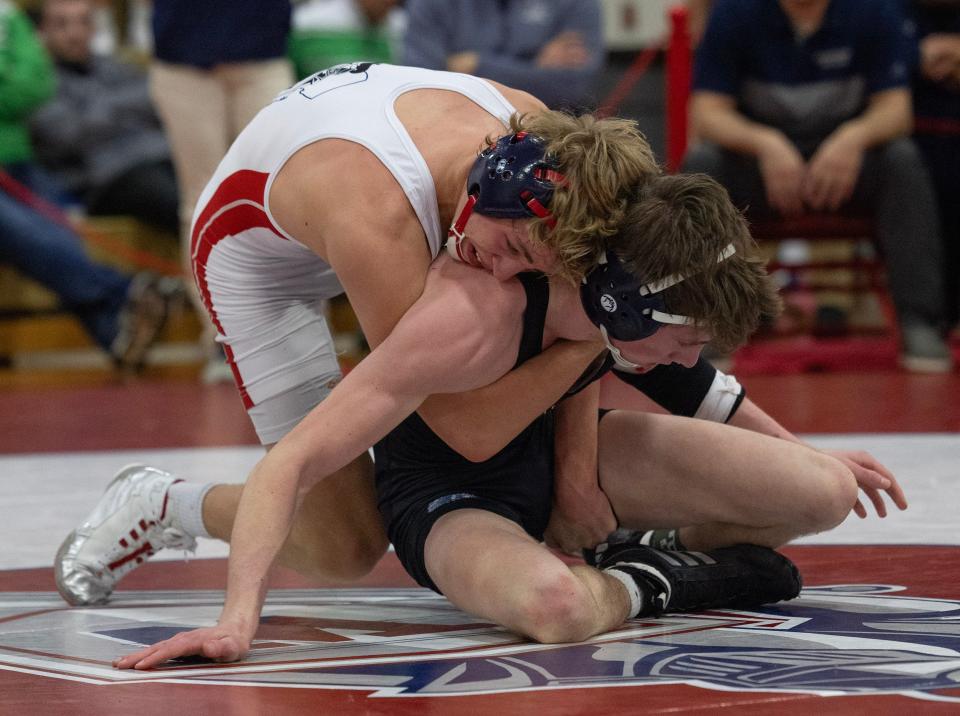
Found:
[191,170,288,409]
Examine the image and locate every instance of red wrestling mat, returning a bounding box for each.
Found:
[2,545,959,715]
[733,335,960,376]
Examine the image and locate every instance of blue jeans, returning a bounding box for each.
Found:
[0,162,130,350]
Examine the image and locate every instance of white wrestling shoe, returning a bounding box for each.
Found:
[55,464,197,606]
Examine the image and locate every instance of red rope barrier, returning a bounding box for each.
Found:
[596,46,661,119]
[665,4,692,172]
[0,169,183,277]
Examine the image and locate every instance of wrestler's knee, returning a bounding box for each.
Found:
[285,513,388,582]
[797,452,858,533]
[514,569,595,644]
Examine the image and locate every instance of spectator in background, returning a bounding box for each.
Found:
[0,1,175,370]
[31,0,179,235]
[148,0,295,382]
[401,0,604,111]
[683,0,953,373]
[288,0,404,79]
[909,0,960,333]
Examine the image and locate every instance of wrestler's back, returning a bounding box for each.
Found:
[194,63,543,266]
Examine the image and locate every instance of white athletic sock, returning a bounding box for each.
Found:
[167,481,215,539]
[604,567,644,619]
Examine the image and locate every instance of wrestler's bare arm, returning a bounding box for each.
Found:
[217,259,526,640]
[116,261,529,669]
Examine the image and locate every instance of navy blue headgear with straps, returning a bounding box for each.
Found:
[581,245,738,342]
[447,132,565,261]
[468,131,563,222]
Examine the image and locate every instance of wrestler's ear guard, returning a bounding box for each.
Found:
[580,244,737,342]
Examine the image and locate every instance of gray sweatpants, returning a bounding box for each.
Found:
[682,138,945,327]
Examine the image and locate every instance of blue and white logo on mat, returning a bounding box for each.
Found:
[2,585,960,701]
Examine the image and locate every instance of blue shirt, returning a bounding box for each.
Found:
[694,0,912,142]
[152,0,292,69]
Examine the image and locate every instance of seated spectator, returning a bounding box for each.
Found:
[30,0,179,235]
[0,1,175,370]
[401,0,604,111]
[909,0,960,333]
[683,0,953,373]
[288,0,404,79]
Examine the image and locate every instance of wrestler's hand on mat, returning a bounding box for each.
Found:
[545,484,618,556]
[112,622,253,670]
[821,449,908,519]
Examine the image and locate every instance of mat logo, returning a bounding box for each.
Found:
[1,585,959,701]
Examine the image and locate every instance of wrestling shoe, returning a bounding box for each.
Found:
[55,464,196,606]
[596,543,801,616]
[583,528,680,565]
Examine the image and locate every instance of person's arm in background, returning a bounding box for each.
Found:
[470,0,604,109]
[689,2,806,215]
[0,7,55,125]
[913,0,960,86]
[402,0,603,109]
[400,0,452,70]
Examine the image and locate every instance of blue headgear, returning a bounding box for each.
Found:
[447,132,565,260]
[581,245,736,370]
[467,131,563,222]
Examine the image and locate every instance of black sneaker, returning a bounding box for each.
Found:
[597,543,801,615]
[111,273,184,372]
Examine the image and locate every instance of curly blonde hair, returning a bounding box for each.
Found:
[614,173,782,352]
[497,112,660,282]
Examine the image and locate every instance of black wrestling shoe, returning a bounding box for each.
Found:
[597,543,802,616]
[583,528,681,565]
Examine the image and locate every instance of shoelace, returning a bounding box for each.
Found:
[158,526,197,553]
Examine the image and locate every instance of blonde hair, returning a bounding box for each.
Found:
[501,112,660,282]
[615,173,782,352]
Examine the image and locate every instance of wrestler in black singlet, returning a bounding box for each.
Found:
[374,273,742,592]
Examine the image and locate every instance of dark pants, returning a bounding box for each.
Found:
[915,133,960,327]
[0,162,129,349]
[88,159,180,235]
[683,138,946,328]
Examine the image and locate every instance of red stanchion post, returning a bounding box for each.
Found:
[665,4,692,173]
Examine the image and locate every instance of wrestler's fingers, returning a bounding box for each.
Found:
[862,487,888,518]
[884,477,909,511]
[853,498,867,519]
[113,645,159,670]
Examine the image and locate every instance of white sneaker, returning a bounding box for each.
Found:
[55,464,197,606]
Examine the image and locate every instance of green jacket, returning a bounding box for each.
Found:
[0,1,55,164]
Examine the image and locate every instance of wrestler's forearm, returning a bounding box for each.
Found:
[418,340,604,462]
[726,397,802,443]
[553,381,601,502]
[219,452,303,635]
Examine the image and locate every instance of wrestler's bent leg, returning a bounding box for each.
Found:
[597,411,858,550]
[424,509,631,644]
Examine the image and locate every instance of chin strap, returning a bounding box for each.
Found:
[601,326,648,373]
[446,194,478,261]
